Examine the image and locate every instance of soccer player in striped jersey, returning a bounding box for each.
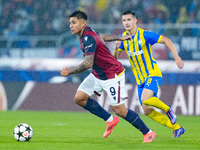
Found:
[61,10,156,142]
[111,10,185,138]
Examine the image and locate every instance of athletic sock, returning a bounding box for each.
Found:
[83,98,111,121]
[142,97,170,112]
[148,109,181,130]
[106,115,113,122]
[124,109,150,135]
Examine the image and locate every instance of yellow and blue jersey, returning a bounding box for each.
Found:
[118,28,162,85]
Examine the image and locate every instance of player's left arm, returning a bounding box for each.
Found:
[160,36,184,69]
[112,41,123,59]
[100,34,132,42]
[60,55,94,77]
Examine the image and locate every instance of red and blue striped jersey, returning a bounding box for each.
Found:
[79,26,125,80]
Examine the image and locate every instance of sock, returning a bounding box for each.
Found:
[148,110,181,130]
[147,129,152,134]
[106,115,113,122]
[142,97,170,112]
[83,98,111,121]
[125,109,150,135]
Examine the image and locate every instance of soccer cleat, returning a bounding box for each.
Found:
[166,105,177,124]
[173,126,185,138]
[143,130,156,143]
[103,116,120,138]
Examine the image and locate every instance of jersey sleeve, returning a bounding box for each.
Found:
[143,31,162,45]
[83,35,97,55]
[118,34,124,52]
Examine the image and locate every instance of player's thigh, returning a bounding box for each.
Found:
[102,73,127,106]
[141,76,162,101]
[77,73,103,98]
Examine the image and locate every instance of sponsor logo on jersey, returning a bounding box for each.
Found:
[85,44,93,49]
[128,49,144,56]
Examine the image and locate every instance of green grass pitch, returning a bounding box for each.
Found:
[0,111,200,150]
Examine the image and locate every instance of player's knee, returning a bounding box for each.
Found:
[74,96,81,105]
[74,91,89,107]
[141,93,152,102]
[143,110,150,116]
[74,92,83,104]
[141,97,148,102]
[74,96,87,107]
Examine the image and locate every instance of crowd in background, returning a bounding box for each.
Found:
[0,0,199,59]
[0,0,200,37]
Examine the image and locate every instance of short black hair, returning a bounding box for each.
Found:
[122,10,136,17]
[69,10,88,21]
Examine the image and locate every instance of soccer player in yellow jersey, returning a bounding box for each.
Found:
[111,10,185,138]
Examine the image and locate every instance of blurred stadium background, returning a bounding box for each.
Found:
[0,0,199,115]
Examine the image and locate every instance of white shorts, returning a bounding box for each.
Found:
[77,73,127,106]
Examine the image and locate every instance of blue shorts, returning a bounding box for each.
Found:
[137,76,162,105]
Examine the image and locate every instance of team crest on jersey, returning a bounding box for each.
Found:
[138,39,142,45]
[127,51,132,56]
[84,36,88,41]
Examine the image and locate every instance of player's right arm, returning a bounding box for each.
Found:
[61,34,96,77]
[60,55,94,77]
[112,41,122,59]
[69,54,94,74]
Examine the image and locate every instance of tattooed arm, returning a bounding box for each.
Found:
[100,34,132,42]
[60,55,94,77]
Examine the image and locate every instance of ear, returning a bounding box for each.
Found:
[134,18,137,24]
[81,20,86,28]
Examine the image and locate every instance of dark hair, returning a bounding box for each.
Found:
[69,10,88,21]
[122,10,136,17]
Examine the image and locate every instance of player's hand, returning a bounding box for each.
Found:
[115,41,121,49]
[60,68,69,76]
[175,56,184,69]
[119,35,132,41]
